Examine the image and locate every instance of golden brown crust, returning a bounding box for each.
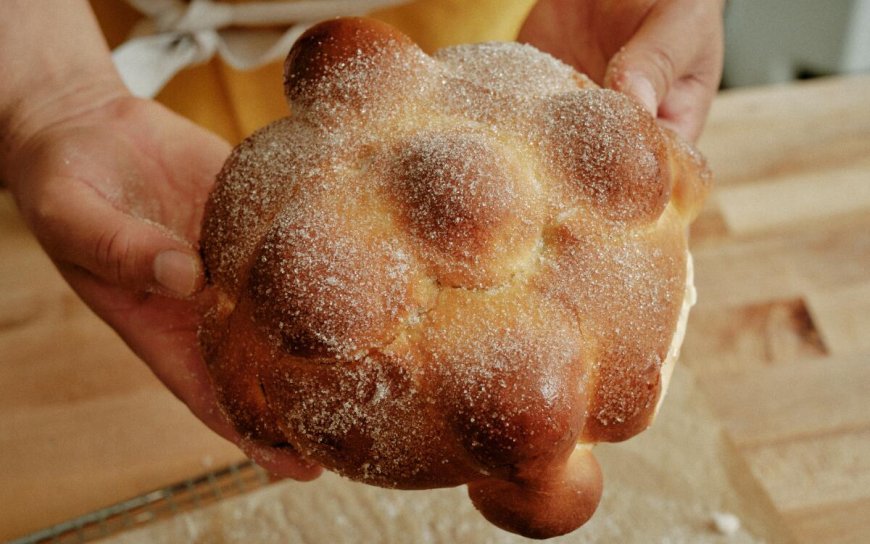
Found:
[387,128,542,288]
[200,17,710,539]
[540,90,672,224]
[468,447,603,539]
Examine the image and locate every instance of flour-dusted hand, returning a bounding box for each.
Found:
[0,0,321,481]
[519,0,725,141]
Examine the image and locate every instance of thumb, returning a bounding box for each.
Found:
[606,63,660,118]
[603,1,709,118]
[605,42,678,119]
[605,1,725,142]
[38,179,202,297]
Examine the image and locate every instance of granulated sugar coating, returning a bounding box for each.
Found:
[198,17,711,539]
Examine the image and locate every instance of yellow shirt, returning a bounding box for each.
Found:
[91,0,537,143]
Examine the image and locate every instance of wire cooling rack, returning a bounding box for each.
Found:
[9,460,269,544]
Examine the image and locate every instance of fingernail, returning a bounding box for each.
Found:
[154,249,199,297]
[624,72,658,116]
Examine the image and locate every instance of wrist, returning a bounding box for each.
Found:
[0,0,128,191]
[0,72,128,190]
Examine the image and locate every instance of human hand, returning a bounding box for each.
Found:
[519,0,725,142]
[3,90,322,481]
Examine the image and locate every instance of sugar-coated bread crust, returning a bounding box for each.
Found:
[199,17,710,539]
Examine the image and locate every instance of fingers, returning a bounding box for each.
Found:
[184,383,322,481]
[604,0,725,141]
[36,177,203,297]
[242,441,324,481]
[64,267,324,482]
[166,353,323,482]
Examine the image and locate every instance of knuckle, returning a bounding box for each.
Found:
[643,41,678,86]
[93,226,133,284]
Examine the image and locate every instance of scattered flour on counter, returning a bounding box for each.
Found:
[711,511,742,536]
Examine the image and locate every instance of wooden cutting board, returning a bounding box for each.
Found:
[686,74,870,544]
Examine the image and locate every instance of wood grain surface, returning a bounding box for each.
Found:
[687,74,870,544]
[1,74,868,543]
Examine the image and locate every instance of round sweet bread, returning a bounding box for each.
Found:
[199,17,711,539]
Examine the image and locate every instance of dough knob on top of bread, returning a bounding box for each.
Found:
[199,17,711,539]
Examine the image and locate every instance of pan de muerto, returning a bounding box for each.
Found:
[199,17,710,539]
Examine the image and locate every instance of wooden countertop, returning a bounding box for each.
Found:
[687,74,870,544]
[1,74,869,543]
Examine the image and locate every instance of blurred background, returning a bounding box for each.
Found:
[723,0,870,87]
